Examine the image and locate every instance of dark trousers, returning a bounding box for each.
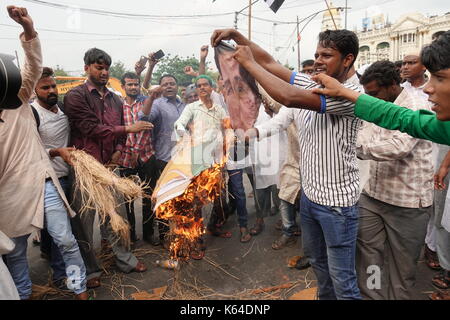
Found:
[119,155,158,241]
[155,159,170,241]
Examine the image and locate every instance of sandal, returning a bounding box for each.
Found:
[208,228,232,238]
[240,228,252,243]
[272,235,296,250]
[429,290,450,300]
[249,221,265,236]
[432,270,450,290]
[425,245,442,271]
[86,277,101,289]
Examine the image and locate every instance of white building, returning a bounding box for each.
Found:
[321,5,450,69]
[355,12,450,68]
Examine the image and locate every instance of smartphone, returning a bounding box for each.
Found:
[138,55,148,66]
[153,50,165,60]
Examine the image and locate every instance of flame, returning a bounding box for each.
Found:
[155,120,235,260]
[155,159,226,260]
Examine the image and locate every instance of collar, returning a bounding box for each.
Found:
[164,96,182,106]
[86,80,111,97]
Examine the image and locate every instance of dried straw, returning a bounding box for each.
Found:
[70,150,148,246]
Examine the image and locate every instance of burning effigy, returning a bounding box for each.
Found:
[153,119,234,260]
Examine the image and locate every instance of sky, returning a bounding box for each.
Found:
[1,0,449,76]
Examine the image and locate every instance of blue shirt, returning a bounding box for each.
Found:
[139,96,185,162]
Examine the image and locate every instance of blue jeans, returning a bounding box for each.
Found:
[227,169,248,228]
[300,191,361,300]
[6,235,32,299]
[280,199,299,237]
[44,180,87,294]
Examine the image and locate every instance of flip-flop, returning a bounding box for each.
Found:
[240,229,252,243]
[190,249,205,260]
[86,277,101,289]
[208,229,232,238]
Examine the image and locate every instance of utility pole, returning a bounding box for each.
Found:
[297,16,301,72]
[345,0,348,29]
[234,11,238,30]
[248,0,252,40]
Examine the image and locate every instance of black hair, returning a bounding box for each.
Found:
[159,74,178,85]
[318,29,359,67]
[121,72,140,85]
[360,60,401,87]
[301,59,314,68]
[83,48,112,67]
[421,31,450,73]
[432,31,446,42]
[41,67,54,79]
[394,60,403,68]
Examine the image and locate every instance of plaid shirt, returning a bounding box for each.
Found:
[357,88,434,208]
[120,96,154,168]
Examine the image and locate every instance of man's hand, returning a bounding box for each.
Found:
[135,60,147,76]
[110,151,121,165]
[148,52,160,67]
[435,166,449,190]
[7,6,36,41]
[233,45,256,68]
[49,147,76,166]
[184,66,199,77]
[311,73,361,103]
[126,121,153,133]
[148,86,163,100]
[130,152,139,168]
[200,45,209,60]
[211,28,244,47]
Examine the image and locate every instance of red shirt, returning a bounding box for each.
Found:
[64,80,127,164]
[120,96,154,168]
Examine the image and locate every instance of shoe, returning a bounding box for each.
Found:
[130,261,147,273]
[294,256,311,270]
[429,290,450,300]
[75,291,89,300]
[432,270,450,290]
[249,220,265,236]
[272,234,296,250]
[86,277,101,289]
[425,245,442,271]
[240,227,252,243]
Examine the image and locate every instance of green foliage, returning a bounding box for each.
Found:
[152,54,202,87]
[109,61,131,80]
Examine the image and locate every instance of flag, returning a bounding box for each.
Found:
[264,0,285,13]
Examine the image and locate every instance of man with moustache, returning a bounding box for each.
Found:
[139,74,185,247]
[118,72,160,245]
[174,75,231,258]
[64,48,152,287]
[212,28,363,300]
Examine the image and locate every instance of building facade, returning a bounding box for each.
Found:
[355,12,450,68]
[321,5,450,69]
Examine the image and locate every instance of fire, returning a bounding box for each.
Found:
[154,119,235,260]
[155,160,226,260]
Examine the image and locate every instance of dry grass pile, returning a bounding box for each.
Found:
[70,150,148,245]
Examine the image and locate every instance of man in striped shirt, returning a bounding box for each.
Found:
[212,29,362,300]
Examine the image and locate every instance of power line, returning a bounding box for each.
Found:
[23,0,235,19]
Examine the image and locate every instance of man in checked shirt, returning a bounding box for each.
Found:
[355,61,434,300]
[119,72,162,245]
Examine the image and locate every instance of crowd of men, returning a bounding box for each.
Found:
[1,5,450,301]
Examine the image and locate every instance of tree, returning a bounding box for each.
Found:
[152,54,201,87]
[109,61,130,80]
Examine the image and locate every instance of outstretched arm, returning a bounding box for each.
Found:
[211,29,292,83]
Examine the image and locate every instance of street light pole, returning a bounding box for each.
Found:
[297,16,301,71]
[345,0,348,29]
[248,0,252,40]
